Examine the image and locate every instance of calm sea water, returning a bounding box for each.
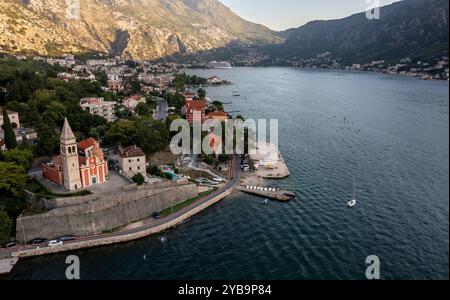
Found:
[7,68,449,280]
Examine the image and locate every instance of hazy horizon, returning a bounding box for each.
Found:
[219,0,403,31]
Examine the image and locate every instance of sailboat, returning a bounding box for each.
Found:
[347,186,357,208]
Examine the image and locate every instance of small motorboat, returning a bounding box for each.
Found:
[347,186,357,208]
[262,199,269,205]
[160,236,168,243]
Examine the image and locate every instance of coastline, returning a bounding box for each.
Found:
[240,142,290,187]
[0,156,241,275]
[193,65,449,82]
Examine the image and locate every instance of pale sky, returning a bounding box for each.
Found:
[219,0,403,31]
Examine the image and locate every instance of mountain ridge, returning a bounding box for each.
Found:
[266,0,449,64]
[0,0,282,60]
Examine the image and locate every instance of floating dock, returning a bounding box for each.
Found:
[237,185,295,202]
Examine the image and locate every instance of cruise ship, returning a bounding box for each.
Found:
[208,61,232,69]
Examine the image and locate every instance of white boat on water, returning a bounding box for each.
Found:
[347,186,357,208]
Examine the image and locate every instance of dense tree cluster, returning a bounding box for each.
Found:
[104,117,170,155]
[171,73,207,90]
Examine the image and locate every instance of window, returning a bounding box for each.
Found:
[129,159,132,163]
[129,167,132,171]
[138,166,140,170]
[137,158,140,162]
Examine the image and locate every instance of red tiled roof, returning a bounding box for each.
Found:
[207,111,228,117]
[119,145,145,158]
[78,137,98,150]
[185,100,206,110]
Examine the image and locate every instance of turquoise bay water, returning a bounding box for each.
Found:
[8,68,449,280]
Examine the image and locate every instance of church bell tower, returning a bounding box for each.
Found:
[60,118,82,191]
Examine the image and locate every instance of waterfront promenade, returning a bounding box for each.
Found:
[0,156,241,274]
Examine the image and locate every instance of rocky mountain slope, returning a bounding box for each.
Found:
[265,0,449,63]
[0,0,282,60]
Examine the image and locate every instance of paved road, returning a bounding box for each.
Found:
[155,97,168,121]
[0,155,241,257]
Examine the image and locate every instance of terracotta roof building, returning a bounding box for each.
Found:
[118,145,147,178]
[184,100,206,124]
[42,118,108,190]
[206,111,228,122]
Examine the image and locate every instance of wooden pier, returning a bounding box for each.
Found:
[237,185,295,202]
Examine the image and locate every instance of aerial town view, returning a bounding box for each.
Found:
[0,0,448,294]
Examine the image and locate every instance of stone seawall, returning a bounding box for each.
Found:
[16,182,199,242]
[12,188,234,259]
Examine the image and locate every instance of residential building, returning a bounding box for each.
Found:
[0,139,5,151]
[207,76,223,85]
[0,108,20,129]
[42,118,108,191]
[184,100,206,124]
[123,95,146,110]
[80,97,117,122]
[118,145,146,178]
[183,92,195,101]
[107,79,124,92]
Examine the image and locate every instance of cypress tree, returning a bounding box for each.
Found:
[1,107,17,150]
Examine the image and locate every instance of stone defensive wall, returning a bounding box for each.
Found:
[12,188,234,259]
[16,180,199,242]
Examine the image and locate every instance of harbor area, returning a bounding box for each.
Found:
[240,142,290,186]
[239,142,294,201]
[237,186,295,202]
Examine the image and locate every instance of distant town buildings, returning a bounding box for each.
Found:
[57,72,96,82]
[80,97,117,122]
[107,79,124,92]
[43,118,108,191]
[118,145,147,178]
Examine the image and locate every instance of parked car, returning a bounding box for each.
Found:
[58,235,76,242]
[152,212,161,219]
[28,238,47,245]
[3,241,18,248]
[48,240,63,247]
